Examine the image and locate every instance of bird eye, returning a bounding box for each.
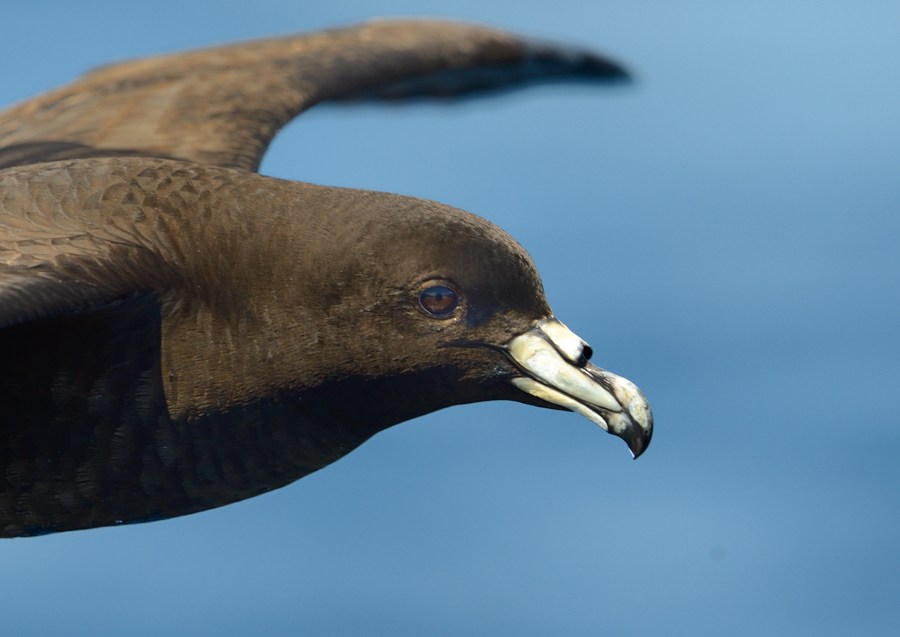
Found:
[418,285,459,318]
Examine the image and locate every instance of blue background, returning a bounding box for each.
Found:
[2,1,898,635]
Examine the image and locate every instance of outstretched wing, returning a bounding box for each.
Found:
[0,19,627,172]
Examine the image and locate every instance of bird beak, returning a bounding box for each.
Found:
[506,318,653,458]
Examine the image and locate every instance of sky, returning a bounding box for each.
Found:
[2,1,899,635]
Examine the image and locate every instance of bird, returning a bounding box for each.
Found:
[0,19,652,537]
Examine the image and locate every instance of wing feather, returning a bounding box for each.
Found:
[0,20,627,171]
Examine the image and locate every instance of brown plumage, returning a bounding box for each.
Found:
[0,19,651,537]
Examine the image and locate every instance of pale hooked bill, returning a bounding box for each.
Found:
[506,318,653,458]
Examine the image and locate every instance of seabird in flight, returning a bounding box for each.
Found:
[0,19,652,537]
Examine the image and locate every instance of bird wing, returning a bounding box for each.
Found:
[0,159,174,329]
[0,269,124,329]
[0,215,122,330]
[0,19,627,172]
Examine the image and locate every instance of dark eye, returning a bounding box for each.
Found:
[418,285,459,318]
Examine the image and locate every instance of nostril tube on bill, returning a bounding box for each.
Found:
[581,344,593,364]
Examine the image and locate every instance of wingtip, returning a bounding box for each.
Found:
[578,52,632,83]
[523,38,633,84]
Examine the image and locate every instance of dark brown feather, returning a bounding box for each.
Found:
[0,20,626,171]
[0,20,634,536]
